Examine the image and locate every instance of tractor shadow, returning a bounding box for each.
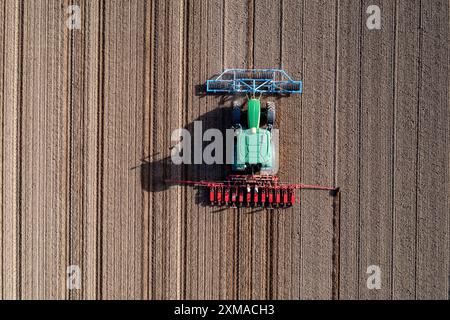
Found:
[137,96,234,206]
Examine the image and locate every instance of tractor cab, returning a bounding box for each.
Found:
[232,98,275,174]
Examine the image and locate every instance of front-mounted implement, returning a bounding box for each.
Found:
[206,69,302,94]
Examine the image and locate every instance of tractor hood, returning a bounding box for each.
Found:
[247,98,261,129]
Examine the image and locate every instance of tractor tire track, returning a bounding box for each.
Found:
[392,0,420,299]
[300,0,336,299]
[335,0,361,300]
[415,0,449,299]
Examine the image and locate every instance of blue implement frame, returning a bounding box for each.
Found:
[206,69,302,94]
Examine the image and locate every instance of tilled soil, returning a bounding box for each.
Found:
[0,0,448,299]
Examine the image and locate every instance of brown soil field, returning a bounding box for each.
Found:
[0,0,448,299]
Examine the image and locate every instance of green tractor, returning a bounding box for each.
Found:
[166,69,338,208]
[231,98,276,174]
[205,69,302,175]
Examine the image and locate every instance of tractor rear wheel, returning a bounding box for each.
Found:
[266,102,276,126]
[232,102,241,126]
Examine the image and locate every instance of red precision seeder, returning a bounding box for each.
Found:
[166,175,337,208]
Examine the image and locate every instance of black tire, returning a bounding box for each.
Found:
[235,71,273,80]
[232,103,241,126]
[279,82,301,92]
[266,101,275,126]
[208,81,232,91]
[254,71,273,79]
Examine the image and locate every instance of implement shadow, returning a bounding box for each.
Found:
[138,96,235,206]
